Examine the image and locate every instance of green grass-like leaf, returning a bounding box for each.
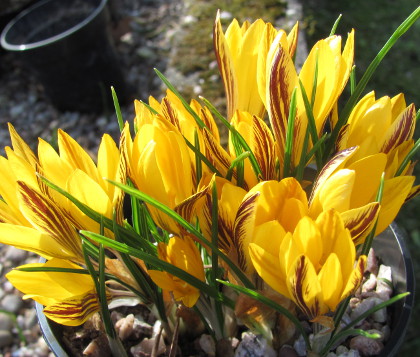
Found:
[107,179,255,289]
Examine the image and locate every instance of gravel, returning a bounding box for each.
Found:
[0,0,183,355]
[0,0,307,355]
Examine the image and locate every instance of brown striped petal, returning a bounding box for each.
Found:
[286,22,299,57]
[202,128,237,183]
[17,181,83,261]
[381,104,416,154]
[340,202,380,245]
[43,290,101,326]
[267,45,298,152]
[309,146,358,205]
[214,11,237,120]
[233,192,260,273]
[251,115,278,181]
[287,255,323,319]
[405,184,420,202]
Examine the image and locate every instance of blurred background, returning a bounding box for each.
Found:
[0,0,418,355]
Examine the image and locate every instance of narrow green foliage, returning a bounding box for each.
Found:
[199,96,230,129]
[283,87,298,178]
[321,329,381,356]
[226,152,251,182]
[332,295,351,332]
[112,212,156,303]
[311,50,319,108]
[38,174,156,254]
[326,292,409,355]
[111,87,124,132]
[295,129,311,181]
[396,137,420,176]
[200,95,263,179]
[184,136,222,176]
[140,100,159,115]
[350,65,356,95]
[330,14,342,36]
[327,6,420,157]
[108,179,255,289]
[98,243,116,339]
[154,68,206,129]
[81,230,236,309]
[229,132,246,187]
[299,79,324,169]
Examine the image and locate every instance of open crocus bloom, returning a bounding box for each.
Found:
[148,236,205,307]
[6,259,104,326]
[249,209,366,320]
[336,91,416,170]
[309,147,415,243]
[37,129,126,230]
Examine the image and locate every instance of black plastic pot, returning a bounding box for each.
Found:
[0,0,128,113]
[36,223,415,356]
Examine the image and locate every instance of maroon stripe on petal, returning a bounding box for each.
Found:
[232,192,259,272]
[289,255,319,319]
[381,104,415,154]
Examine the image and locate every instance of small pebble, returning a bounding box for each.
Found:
[349,335,384,356]
[235,332,276,357]
[0,312,14,330]
[0,329,13,348]
[1,294,23,314]
[199,334,215,357]
[279,345,299,357]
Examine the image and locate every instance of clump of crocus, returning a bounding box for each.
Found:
[0,7,419,357]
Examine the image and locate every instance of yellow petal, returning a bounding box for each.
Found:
[292,217,322,269]
[315,169,355,214]
[43,290,100,326]
[214,12,237,120]
[249,242,288,297]
[7,123,38,168]
[347,153,387,208]
[287,255,326,318]
[66,169,113,230]
[376,175,415,235]
[0,224,77,259]
[267,44,298,153]
[17,181,83,260]
[318,253,342,311]
[340,255,366,301]
[6,258,95,302]
[340,202,380,245]
[57,130,99,182]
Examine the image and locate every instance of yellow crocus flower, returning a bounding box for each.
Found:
[309,148,414,243]
[214,12,298,120]
[121,117,198,234]
[233,178,309,274]
[148,236,205,308]
[266,29,354,171]
[337,91,416,172]
[134,91,220,183]
[249,210,366,320]
[6,258,104,326]
[37,130,126,229]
